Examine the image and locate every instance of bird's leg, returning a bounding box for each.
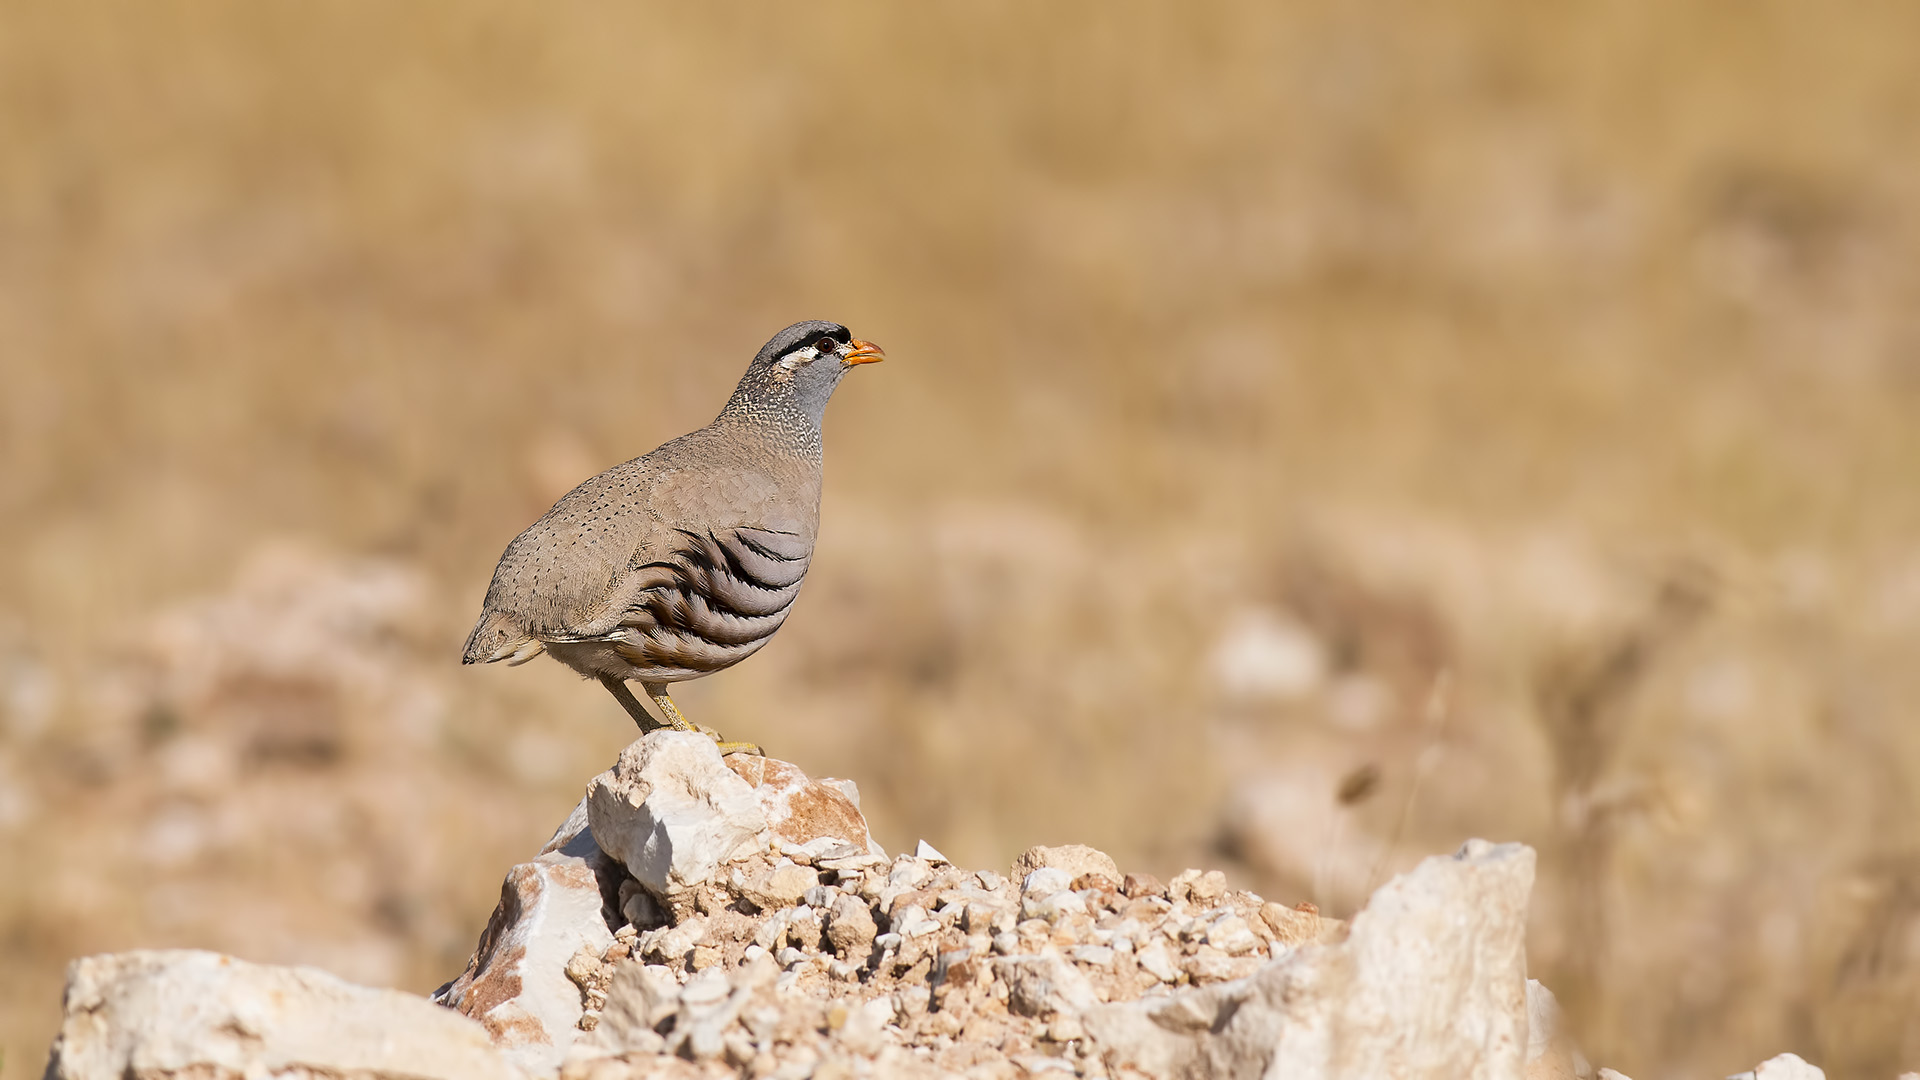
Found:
[643,682,764,757]
[599,676,666,732]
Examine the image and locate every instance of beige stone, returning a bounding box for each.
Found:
[587,732,770,914]
[739,861,819,911]
[43,950,520,1080]
[1009,843,1120,885]
[437,798,619,1076]
[726,755,874,853]
[1083,840,1535,1080]
[1524,979,1585,1080]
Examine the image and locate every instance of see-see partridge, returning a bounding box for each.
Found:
[462,320,884,755]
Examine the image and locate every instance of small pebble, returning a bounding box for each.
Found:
[1071,945,1116,967]
[1022,867,1074,897]
[890,860,932,889]
[753,914,789,951]
[681,968,731,1006]
[1204,915,1262,956]
[1022,889,1086,923]
[1135,939,1179,983]
[964,900,1014,935]
[1169,869,1227,905]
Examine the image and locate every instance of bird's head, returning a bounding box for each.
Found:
[731,320,884,422]
[757,320,884,380]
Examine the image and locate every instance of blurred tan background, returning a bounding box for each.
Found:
[4,3,1920,1076]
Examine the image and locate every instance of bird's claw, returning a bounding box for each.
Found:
[693,723,763,757]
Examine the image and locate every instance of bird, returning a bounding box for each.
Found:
[462,320,884,755]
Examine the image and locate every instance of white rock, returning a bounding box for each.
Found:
[725,755,876,854]
[1203,914,1262,956]
[1597,1070,1635,1080]
[1525,979,1588,1079]
[1022,867,1075,897]
[569,963,679,1060]
[997,953,1099,1018]
[892,903,940,938]
[786,905,823,950]
[836,996,895,1055]
[1012,844,1120,885]
[1729,1053,1826,1080]
[890,859,933,889]
[778,836,848,864]
[679,967,731,1007]
[436,800,618,1076]
[753,911,791,951]
[1332,839,1532,1074]
[742,862,819,910]
[43,950,519,1080]
[825,894,878,957]
[1525,980,1558,1063]
[1169,869,1228,905]
[586,732,770,912]
[1084,839,1535,1080]
[1022,888,1087,923]
[915,839,950,863]
[1072,945,1117,966]
[964,899,1016,935]
[638,914,709,969]
[1135,939,1181,983]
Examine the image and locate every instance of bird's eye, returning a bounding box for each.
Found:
[816,338,841,355]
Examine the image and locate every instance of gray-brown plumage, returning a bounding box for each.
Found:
[462,320,884,754]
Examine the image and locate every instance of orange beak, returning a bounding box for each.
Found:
[843,339,885,365]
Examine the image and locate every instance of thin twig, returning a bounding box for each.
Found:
[1364,668,1453,897]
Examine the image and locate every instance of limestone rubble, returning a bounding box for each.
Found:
[449,732,1539,1079]
[41,730,1843,1079]
[41,950,520,1080]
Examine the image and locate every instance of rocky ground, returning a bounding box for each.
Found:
[40,731,1843,1080]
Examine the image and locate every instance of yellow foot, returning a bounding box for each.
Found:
[641,682,762,755]
[692,723,763,756]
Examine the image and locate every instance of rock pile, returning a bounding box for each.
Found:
[41,729,1842,1079]
[434,731,1541,1080]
